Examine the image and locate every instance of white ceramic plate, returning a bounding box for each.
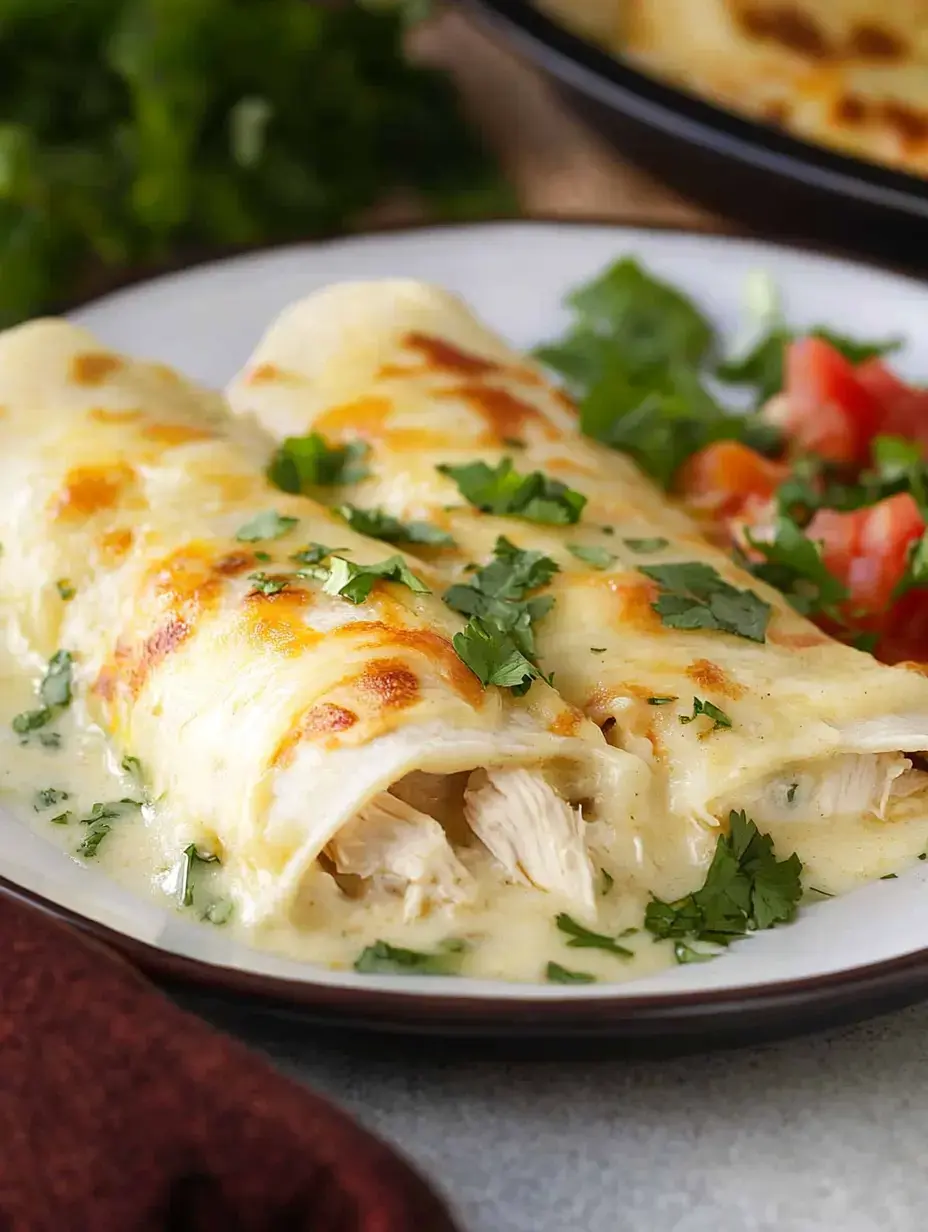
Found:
[6,221,928,1040]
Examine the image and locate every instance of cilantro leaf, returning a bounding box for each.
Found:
[567,543,616,570]
[546,961,596,984]
[645,810,803,945]
[640,562,771,643]
[76,798,142,859]
[248,572,291,597]
[354,938,467,975]
[555,913,634,958]
[33,787,69,812]
[56,578,75,600]
[680,697,732,731]
[323,554,430,605]
[444,537,558,663]
[673,941,719,964]
[12,649,74,741]
[452,617,542,696]
[175,842,226,922]
[40,650,73,708]
[536,258,715,394]
[744,517,847,617]
[438,458,586,525]
[624,538,669,553]
[267,433,369,493]
[337,503,455,547]
[290,543,343,568]
[235,510,298,542]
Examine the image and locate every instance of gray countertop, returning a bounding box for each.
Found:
[190,998,928,1232]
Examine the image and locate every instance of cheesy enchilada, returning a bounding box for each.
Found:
[228,279,928,895]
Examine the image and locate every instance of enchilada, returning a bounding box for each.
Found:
[227,279,928,895]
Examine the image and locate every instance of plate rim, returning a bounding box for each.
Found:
[464,0,928,221]
[12,215,928,1038]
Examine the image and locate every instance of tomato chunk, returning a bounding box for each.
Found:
[857,358,928,453]
[808,493,923,617]
[677,440,787,518]
[774,338,881,465]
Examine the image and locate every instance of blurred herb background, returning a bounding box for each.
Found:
[0,0,506,323]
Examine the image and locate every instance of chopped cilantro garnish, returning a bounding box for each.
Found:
[438,457,586,525]
[290,542,343,568]
[567,543,616,570]
[49,810,72,826]
[338,504,455,547]
[880,873,899,880]
[121,755,143,780]
[248,571,291,597]
[641,562,771,643]
[680,697,732,731]
[599,868,614,896]
[76,798,142,859]
[444,536,558,667]
[645,810,803,945]
[647,696,676,705]
[33,787,69,811]
[624,538,669,553]
[555,912,634,958]
[12,650,74,742]
[536,257,715,395]
[744,517,847,618]
[55,578,75,600]
[267,433,369,493]
[235,510,298,542]
[452,617,542,697]
[323,554,430,605]
[40,650,73,708]
[354,938,467,975]
[546,961,596,984]
[175,842,225,921]
[590,646,607,654]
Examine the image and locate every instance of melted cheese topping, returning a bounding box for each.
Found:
[227,278,928,900]
[537,0,928,175]
[0,317,688,984]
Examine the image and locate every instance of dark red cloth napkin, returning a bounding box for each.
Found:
[0,894,458,1232]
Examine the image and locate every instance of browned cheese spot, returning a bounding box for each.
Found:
[847,23,906,59]
[51,462,137,522]
[71,352,124,386]
[342,621,486,710]
[404,332,500,376]
[272,703,359,767]
[685,658,745,700]
[737,5,830,56]
[98,527,134,563]
[357,659,420,712]
[89,407,143,425]
[141,421,214,446]
[241,587,319,658]
[445,383,561,443]
[548,706,585,737]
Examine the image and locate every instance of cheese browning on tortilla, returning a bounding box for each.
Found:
[537,0,928,175]
[228,278,928,895]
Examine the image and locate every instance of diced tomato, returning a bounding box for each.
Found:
[877,590,928,664]
[857,358,928,453]
[677,440,788,519]
[808,493,924,618]
[774,338,881,465]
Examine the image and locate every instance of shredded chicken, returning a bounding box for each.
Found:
[328,792,474,920]
[463,767,596,916]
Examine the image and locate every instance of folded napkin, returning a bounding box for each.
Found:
[0,893,458,1231]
